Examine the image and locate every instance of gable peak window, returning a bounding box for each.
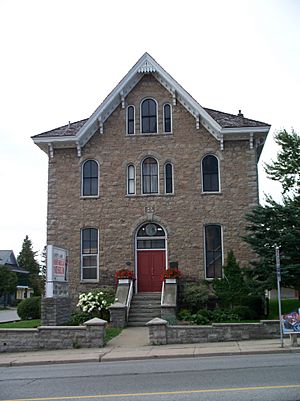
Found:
[163,104,172,133]
[127,105,135,135]
[82,160,99,197]
[202,154,220,192]
[141,98,157,133]
[142,157,158,194]
[205,224,222,279]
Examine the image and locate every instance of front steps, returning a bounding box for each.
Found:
[127,292,161,327]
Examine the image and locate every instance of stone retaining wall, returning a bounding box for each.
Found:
[0,318,106,353]
[147,319,280,345]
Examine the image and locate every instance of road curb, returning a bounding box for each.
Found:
[1,347,299,367]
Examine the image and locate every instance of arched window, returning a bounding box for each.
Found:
[141,99,157,133]
[81,228,99,281]
[82,160,99,196]
[127,106,135,135]
[202,155,219,192]
[127,164,135,195]
[142,157,158,194]
[163,104,172,133]
[205,225,222,279]
[137,223,166,249]
[165,163,173,194]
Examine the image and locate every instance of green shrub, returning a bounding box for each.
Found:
[164,314,178,325]
[17,297,41,320]
[231,306,256,320]
[240,295,264,319]
[66,311,91,326]
[211,309,239,322]
[77,286,115,321]
[177,309,193,321]
[191,313,210,325]
[179,282,209,313]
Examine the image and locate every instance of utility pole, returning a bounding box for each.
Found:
[275,245,283,348]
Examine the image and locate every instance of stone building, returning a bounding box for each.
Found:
[32,53,270,302]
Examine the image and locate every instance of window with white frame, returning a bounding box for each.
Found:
[202,155,220,192]
[81,228,99,281]
[141,99,157,133]
[205,224,222,279]
[163,104,172,133]
[165,162,173,194]
[127,105,135,135]
[82,160,99,197]
[127,164,135,195]
[142,157,158,194]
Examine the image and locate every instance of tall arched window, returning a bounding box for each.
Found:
[141,99,157,133]
[202,155,220,192]
[163,104,172,133]
[127,105,135,135]
[81,228,99,281]
[165,163,173,194]
[205,225,222,279]
[82,160,99,196]
[127,164,135,195]
[142,157,158,194]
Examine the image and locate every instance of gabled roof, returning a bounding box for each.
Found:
[32,53,270,154]
[0,250,18,267]
[0,250,29,274]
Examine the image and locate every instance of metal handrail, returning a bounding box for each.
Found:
[126,279,134,319]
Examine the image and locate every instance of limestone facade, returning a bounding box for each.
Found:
[33,54,270,305]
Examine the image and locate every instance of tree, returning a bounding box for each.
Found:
[17,236,41,295]
[213,251,249,309]
[244,129,300,297]
[0,265,17,307]
[265,129,300,198]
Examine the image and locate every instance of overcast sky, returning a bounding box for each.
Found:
[0,0,299,260]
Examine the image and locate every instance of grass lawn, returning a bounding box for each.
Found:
[105,326,122,343]
[0,319,41,328]
[268,298,300,319]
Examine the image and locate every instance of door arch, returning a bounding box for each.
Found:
[136,223,167,292]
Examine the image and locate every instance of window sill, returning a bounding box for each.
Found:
[126,194,175,198]
[201,191,222,196]
[126,132,173,137]
[80,280,99,283]
[80,196,100,200]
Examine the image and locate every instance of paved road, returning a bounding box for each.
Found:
[0,353,299,401]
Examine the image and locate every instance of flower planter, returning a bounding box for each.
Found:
[118,279,131,284]
[165,278,177,284]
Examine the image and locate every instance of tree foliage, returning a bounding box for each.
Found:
[0,265,17,306]
[245,129,300,296]
[245,197,300,293]
[213,251,250,309]
[265,129,300,198]
[17,236,41,295]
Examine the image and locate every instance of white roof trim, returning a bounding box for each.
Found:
[221,126,270,134]
[33,53,270,148]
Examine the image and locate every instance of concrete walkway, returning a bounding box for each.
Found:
[0,308,20,323]
[0,326,299,367]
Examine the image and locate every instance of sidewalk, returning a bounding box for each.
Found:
[0,327,299,367]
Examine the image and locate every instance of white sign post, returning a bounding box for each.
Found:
[275,245,284,348]
[46,245,68,298]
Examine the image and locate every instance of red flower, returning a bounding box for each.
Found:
[162,268,182,280]
[115,268,135,280]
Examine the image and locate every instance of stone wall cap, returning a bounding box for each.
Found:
[146,317,168,326]
[38,326,86,330]
[84,317,107,326]
[109,302,126,309]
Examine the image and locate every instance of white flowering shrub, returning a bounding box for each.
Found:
[76,288,115,320]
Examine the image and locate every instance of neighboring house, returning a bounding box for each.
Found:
[0,250,33,305]
[32,53,271,303]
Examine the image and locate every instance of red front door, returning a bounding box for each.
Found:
[137,250,165,292]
